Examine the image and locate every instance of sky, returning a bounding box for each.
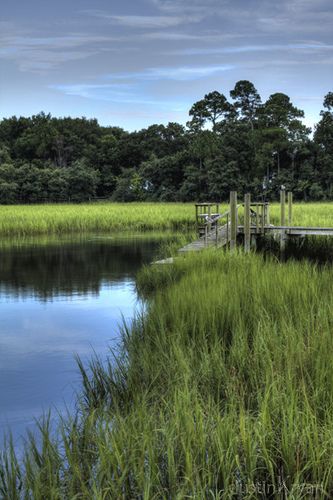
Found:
[0,0,332,131]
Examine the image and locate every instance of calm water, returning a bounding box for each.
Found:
[0,234,163,446]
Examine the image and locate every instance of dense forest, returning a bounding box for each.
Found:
[0,81,332,203]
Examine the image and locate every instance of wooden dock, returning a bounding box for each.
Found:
[177,191,333,256]
[179,222,231,252]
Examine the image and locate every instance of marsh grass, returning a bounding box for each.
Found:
[2,249,333,497]
[0,203,195,236]
[269,202,333,227]
[1,201,333,237]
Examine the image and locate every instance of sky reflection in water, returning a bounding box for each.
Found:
[0,234,161,446]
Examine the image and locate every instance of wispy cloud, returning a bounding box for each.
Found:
[0,33,122,72]
[106,64,235,82]
[51,63,235,107]
[174,42,333,56]
[83,10,200,28]
[110,15,190,28]
[50,62,235,107]
[51,83,135,101]
[50,82,187,110]
[150,0,222,15]
[141,31,244,42]
[142,32,201,41]
[151,0,333,36]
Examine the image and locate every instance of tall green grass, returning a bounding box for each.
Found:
[1,202,333,237]
[0,203,195,236]
[269,202,333,227]
[2,250,333,497]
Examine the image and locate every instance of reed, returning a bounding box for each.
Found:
[0,203,195,236]
[1,202,333,237]
[2,249,333,497]
[269,202,333,227]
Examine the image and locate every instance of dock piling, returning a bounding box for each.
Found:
[244,193,251,252]
[288,191,293,226]
[230,191,238,250]
[178,190,333,256]
[280,188,286,254]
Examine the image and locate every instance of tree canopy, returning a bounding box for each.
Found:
[0,82,331,203]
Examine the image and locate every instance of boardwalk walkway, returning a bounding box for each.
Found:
[177,192,333,256]
[178,222,231,253]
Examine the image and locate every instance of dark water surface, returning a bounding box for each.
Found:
[0,234,164,447]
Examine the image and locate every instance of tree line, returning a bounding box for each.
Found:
[0,80,332,203]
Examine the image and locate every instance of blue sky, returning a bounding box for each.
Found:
[0,0,332,130]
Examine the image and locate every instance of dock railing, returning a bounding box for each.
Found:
[194,190,294,251]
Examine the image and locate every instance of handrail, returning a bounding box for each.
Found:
[201,205,241,225]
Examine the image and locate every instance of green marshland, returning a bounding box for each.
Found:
[1,201,333,236]
[1,203,333,498]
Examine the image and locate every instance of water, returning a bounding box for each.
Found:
[0,234,164,447]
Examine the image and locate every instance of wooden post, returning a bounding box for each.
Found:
[207,204,211,235]
[266,203,270,226]
[261,204,265,234]
[280,188,286,254]
[280,189,286,226]
[288,192,293,226]
[256,204,259,234]
[244,193,251,252]
[215,214,218,247]
[230,191,237,250]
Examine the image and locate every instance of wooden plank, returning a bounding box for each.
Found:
[240,225,333,237]
[288,229,333,236]
[178,222,231,253]
[263,226,333,231]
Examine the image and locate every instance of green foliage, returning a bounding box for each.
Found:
[67,161,100,202]
[230,79,261,129]
[0,85,332,203]
[0,182,18,204]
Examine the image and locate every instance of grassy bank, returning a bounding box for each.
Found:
[1,202,333,237]
[2,249,333,497]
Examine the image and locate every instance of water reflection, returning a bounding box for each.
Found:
[0,236,159,300]
[0,234,163,445]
